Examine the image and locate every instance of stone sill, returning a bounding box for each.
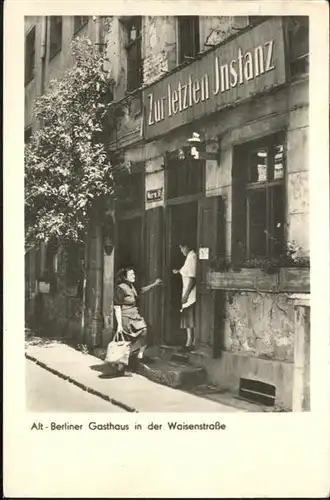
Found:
[207,267,310,293]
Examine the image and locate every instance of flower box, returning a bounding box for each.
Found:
[278,268,310,293]
[207,268,278,292]
[207,267,310,293]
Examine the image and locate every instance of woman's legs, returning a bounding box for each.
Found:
[137,328,148,359]
[186,327,194,347]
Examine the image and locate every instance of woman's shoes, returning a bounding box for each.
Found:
[99,363,126,379]
[179,345,194,353]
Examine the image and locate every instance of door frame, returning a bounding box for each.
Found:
[163,150,206,346]
[114,208,145,277]
[163,193,203,345]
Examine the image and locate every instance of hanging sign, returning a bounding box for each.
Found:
[199,247,210,260]
[146,187,164,202]
[143,17,286,140]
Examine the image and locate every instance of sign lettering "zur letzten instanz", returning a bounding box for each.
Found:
[143,18,286,140]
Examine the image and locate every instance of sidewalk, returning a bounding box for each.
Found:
[25,339,244,413]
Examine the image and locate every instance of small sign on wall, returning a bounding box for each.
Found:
[146,187,163,203]
[199,247,209,260]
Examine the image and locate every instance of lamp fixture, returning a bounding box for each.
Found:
[187,132,218,161]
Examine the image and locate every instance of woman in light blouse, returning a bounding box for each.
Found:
[172,240,197,352]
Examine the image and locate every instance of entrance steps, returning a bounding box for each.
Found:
[138,345,207,389]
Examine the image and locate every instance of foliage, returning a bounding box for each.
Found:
[25,36,119,246]
[209,240,310,273]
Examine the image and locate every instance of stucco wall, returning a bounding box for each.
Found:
[143,16,177,85]
[25,16,98,129]
[224,291,295,362]
[200,16,249,50]
[44,17,97,88]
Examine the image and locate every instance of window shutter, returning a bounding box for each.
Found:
[232,147,247,263]
[142,207,164,345]
[196,196,224,349]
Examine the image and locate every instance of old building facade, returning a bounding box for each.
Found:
[25,15,310,410]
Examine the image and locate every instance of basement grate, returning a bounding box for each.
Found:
[238,377,276,407]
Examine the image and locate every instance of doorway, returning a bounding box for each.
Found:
[115,214,143,291]
[165,201,198,345]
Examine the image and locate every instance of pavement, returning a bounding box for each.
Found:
[25,338,244,413]
[26,359,125,412]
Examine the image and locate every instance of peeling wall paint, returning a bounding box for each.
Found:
[224,291,295,362]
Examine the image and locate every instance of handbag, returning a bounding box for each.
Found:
[105,331,130,366]
[130,317,147,332]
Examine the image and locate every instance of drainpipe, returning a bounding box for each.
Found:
[90,17,107,348]
[80,230,89,345]
[90,199,104,348]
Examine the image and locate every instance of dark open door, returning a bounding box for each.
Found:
[142,206,164,346]
[196,195,225,356]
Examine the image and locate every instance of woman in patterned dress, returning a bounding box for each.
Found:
[103,267,162,377]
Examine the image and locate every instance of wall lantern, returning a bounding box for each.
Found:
[187,132,218,161]
[129,25,137,41]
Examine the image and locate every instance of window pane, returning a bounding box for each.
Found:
[74,16,88,33]
[178,16,199,64]
[25,27,35,83]
[288,16,309,61]
[167,153,203,199]
[273,143,284,180]
[248,189,267,257]
[49,16,62,58]
[249,147,268,183]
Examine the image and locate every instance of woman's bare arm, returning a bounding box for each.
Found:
[182,277,196,303]
[114,305,123,331]
[141,278,162,295]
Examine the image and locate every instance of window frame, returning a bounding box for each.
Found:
[165,148,205,201]
[177,16,200,65]
[286,16,309,79]
[25,26,36,85]
[116,162,145,212]
[124,16,143,93]
[49,16,63,60]
[232,131,287,263]
[73,16,89,36]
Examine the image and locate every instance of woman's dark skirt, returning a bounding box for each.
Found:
[122,314,147,354]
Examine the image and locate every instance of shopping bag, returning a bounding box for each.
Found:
[105,331,130,366]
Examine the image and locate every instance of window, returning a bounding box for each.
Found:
[24,126,33,143]
[116,164,144,210]
[248,16,269,26]
[74,16,88,35]
[232,133,286,262]
[287,16,309,78]
[166,148,204,199]
[49,16,62,59]
[125,17,142,92]
[178,16,200,64]
[25,27,36,84]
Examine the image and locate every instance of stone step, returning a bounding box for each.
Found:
[137,356,207,389]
